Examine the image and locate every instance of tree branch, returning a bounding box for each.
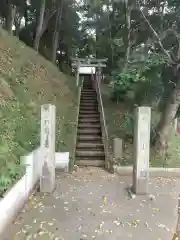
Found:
[137,1,174,64]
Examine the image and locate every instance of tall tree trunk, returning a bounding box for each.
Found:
[24,1,28,27]
[96,14,100,58]
[14,11,22,36]
[51,0,63,64]
[124,0,131,71]
[6,3,16,35]
[34,0,46,52]
[40,9,57,40]
[154,67,180,153]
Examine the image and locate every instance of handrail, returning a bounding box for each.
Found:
[93,72,110,170]
[72,77,83,168]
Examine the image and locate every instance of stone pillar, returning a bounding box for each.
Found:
[40,104,56,193]
[76,62,80,87]
[174,118,178,131]
[113,138,123,162]
[133,107,151,195]
[76,68,79,87]
[97,66,102,84]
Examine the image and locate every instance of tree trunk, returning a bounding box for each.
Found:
[40,9,57,40]
[124,1,131,72]
[34,0,46,52]
[24,1,28,27]
[51,0,63,64]
[6,3,16,35]
[96,14,100,58]
[14,11,22,36]
[154,67,180,154]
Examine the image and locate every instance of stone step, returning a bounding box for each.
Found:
[78,127,100,132]
[78,123,101,128]
[81,95,96,98]
[81,98,97,101]
[77,128,101,134]
[82,88,93,90]
[79,113,100,117]
[80,100,98,107]
[83,87,94,89]
[76,160,105,167]
[76,147,104,152]
[76,150,105,157]
[81,98,96,101]
[77,135,102,141]
[78,118,100,123]
[80,107,98,111]
[80,101,97,104]
[81,94,95,97]
[80,103,98,106]
[79,110,98,114]
[81,90,96,93]
[82,92,95,94]
[77,142,104,149]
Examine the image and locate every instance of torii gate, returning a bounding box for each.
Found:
[71,58,108,86]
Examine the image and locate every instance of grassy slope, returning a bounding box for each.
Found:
[102,83,180,168]
[0,29,77,194]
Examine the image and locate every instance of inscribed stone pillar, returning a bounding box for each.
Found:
[174,118,178,131]
[133,107,151,195]
[40,104,56,193]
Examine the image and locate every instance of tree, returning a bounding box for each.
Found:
[51,0,63,63]
[33,0,46,51]
[6,2,16,35]
[135,0,180,153]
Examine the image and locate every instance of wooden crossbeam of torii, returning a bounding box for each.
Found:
[71,57,108,64]
[72,63,106,68]
[71,57,108,86]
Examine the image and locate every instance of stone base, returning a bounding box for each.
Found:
[133,177,149,195]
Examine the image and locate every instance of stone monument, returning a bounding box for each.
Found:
[133,107,151,195]
[40,104,56,193]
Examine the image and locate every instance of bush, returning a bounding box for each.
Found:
[110,53,168,103]
[110,70,137,102]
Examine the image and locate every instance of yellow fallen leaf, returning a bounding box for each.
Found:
[152,208,160,211]
[48,222,54,226]
[172,233,178,240]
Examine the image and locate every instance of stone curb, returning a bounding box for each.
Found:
[114,165,180,177]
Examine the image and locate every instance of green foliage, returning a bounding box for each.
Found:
[0,28,77,196]
[0,100,39,196]
[122,112,134,137]
[110,69,137,101]
[110,53,168,103]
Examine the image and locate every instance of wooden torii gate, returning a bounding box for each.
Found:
[71,58,108,86]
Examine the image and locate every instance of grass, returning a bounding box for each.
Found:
[0,28,78,196]
[101,83,180,168]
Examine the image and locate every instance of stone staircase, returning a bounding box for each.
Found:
[75,75,105,167]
